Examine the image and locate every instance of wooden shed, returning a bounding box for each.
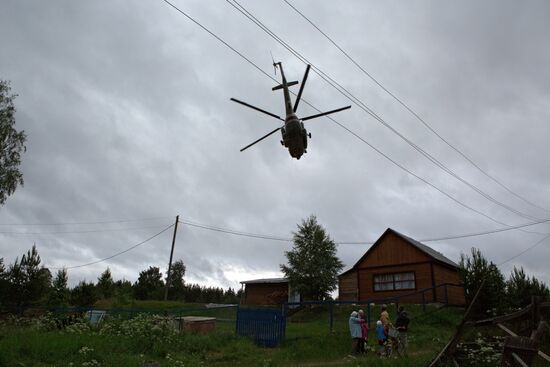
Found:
[338,228,465,305]
[240,278,300,305]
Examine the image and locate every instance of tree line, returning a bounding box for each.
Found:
[459,247,550,316]
[0,245,242,310]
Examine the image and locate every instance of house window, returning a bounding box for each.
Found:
[374,272,415,291]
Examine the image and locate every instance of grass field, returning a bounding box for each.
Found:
[0,302,465,367]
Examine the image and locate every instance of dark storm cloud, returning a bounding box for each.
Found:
[1,0,549,289]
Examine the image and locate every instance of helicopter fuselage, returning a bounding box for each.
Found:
[281,113,307,160]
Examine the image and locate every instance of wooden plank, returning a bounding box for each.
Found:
[497,323,550,363]
[469,306,531,326]
[538,352,550,364]
[427,279,487,367]
[497,323,518,337]
[511,352,529,367]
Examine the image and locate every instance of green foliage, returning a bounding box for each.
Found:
[0,80,27,205]
[182,283,241,303]
[165,260,186,301]
[280,215,343,301]
[0,304,463,367]
[112,279,134,306]
[0,258,7,306]
[5,245,52,309]
[70,281,98,307]
[506,266,550,309]
[134,266,164,300]
[459,248,506,316]
[48,268,69,306]
[96,267,115,299]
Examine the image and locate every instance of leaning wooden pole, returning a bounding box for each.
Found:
[164,215,180,301]
[427,278,487,367]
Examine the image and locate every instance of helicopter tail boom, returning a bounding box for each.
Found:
[272,80,298,91]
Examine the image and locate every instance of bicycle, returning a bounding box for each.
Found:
[384,327,404,358]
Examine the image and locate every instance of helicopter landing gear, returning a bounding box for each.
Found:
[308,132,312,138]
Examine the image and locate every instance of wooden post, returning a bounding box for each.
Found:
[164,215,180,301]
[367,303,371,330]
[422,291,426,312]
[329,303,334,333]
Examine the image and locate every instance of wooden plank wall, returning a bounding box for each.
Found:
[433,264,465,305]
[243,283,288,305]
[338,271,358,301]
[356,232,431,268]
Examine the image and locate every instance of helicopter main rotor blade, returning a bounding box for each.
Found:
[301,105,352,121]
[240,126,282,152]
[293,64,311,113]
[230,98,284,121]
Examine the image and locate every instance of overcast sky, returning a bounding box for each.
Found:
[1,0,549,291]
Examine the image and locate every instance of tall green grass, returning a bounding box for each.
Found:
[0,303,463,367]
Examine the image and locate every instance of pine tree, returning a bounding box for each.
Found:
[459,248,506,316]
[97,267,115,299]
[7,245,51,309]
[280,215,343,301]
[70,281,97,307]
[0,258,7,306]
[49,268,69,306]
[134,266,164,300]
[165,260,186,301]
[507,266,550,309]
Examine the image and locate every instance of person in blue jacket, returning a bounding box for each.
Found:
[376,320,387,356]
[348,311,363,355]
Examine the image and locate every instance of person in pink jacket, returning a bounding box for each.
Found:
[358,309,369,354]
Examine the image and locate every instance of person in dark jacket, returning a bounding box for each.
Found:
[394,306,410,355]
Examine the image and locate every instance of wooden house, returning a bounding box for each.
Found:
[339,228,465,305]
[240,278,300,305]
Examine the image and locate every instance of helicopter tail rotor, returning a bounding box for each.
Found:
[270,51,277,75]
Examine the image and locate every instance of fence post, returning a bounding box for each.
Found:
[329,303,334,333]
[235,304,240,334]
[367,303,371,330]
[422,291,426,313]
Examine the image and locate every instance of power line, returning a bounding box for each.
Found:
[49,224,175,270]
[338,217,550,245]
[0,216,173,226]
[178,216,550,245]
[497,233,550,267]
[160,0,545,232]
[226,0,543,225]
[0,224,170,235]
[178,219,292,242]
[282,0,550,215]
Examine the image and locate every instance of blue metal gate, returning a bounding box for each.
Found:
[236,307,286,347]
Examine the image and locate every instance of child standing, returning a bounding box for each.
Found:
[375,320,386,356]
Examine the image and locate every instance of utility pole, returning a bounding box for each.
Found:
[164,215,179,301]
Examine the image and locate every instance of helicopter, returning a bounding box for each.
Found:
[231,62,351,159]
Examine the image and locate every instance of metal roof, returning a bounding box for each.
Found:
[240,277,288,284]
[390,229,459,268]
